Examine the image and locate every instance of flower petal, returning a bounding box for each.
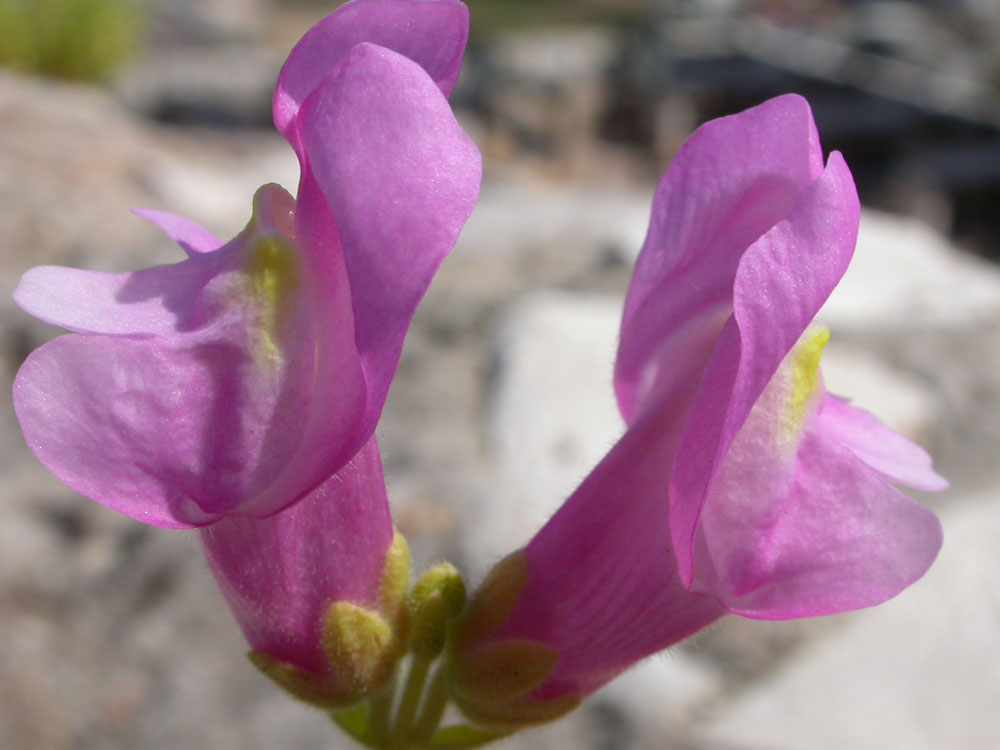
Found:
[13,259,220,335]
[670,151,860,586]
[818,394,949,491]
[13,189,322,526]
[493,403,726,699]
[202,437,394,673]
[274,0,469,149]
[131,208,222,256]
[695,425,943,619]
[236,167,368,519]
[615,94,824,423]
[298,42,481,437]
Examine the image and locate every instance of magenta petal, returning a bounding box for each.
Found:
[132,208,222,256]
[14,335,246,528]
[236,168,367,519]
[298,42,481,436]
[818,395,949,491]
[274,0,469,148]
[670,152,860,586]
[696,427,943,619]
[13,189,320,527]
[13,259,217,335]
[202,437,394,674]
[495,404,726,699]
[615,94,824,424]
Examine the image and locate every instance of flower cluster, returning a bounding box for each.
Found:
[11,1,944,747]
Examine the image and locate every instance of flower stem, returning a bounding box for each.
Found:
[368,671,398,748]
[387,656,432,748]
[411,661,449,743]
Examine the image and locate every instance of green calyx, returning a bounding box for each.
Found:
[252,539,583,748]
[408,562,466,660]
[444,550,583,733]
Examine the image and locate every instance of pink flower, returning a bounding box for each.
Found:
[449,95,945,723]
[12,0,481,528]
[201,437,411,704]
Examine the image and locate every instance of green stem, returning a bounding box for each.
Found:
[331,703,377,749]
[388,656,432,748]
[368,671,398,748]
[412,662,449,743]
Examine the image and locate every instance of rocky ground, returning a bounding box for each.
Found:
[2,28,999,750]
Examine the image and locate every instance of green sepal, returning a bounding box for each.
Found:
[428,724,511,749]
[322,601,400,698]
[380,531,413,638]
[449,639,558,705]
[450,551,528,651]
[409,561,467,659]
[247,651,360,709]
[453,692,582,732]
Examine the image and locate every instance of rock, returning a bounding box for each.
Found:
[821,340,942,445]
[820,209,1000,329]
[466,291,624,573]
[116,44,279,128]
[146,134,300,235]
[695,488,1000,750]
[458,179,651,263]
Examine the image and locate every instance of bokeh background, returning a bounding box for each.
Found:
[2,0,999,748]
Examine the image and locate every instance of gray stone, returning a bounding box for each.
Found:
[467,291,624,573]
[820,209,1000,330]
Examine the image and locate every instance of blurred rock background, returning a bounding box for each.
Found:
[1,0,999,748]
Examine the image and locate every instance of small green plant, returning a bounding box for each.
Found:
[0,0,142,83]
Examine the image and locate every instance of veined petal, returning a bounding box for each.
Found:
[615,94,824,423]
[238,167,367,519]
[491,402,726,699]
[818,395,949,491]
[201,437,394,674]
[132,208,223,256]
[13,259,218,335]
[298,42,481,437]
[13,186,318,527]
[696,424,943,619]
[670,151,860,586]
[13,333,303,527]
[274,0,469,149]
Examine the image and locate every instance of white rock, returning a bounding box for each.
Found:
[696,489,1000,750]
[820,341,941,444]
[821,209,1000,329]
[468,291,624,571]
[491,29,616,85]
[148,140,300,236]
[457,180,651,261]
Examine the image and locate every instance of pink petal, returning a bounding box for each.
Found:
[13,259,219,335]
[13,325,314,527]
[818,395,949,491]
[615,94,824,424]
[494,402,726,699]
[132,208,222,256]
[13,187,323,527]
[236,167,367,518]
[297,42,480,438]
[670,151,860,586]
[201,437,394,674]
[695,425,943,619]
[274,0,469,150]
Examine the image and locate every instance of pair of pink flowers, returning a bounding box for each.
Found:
[12,0,944,732]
